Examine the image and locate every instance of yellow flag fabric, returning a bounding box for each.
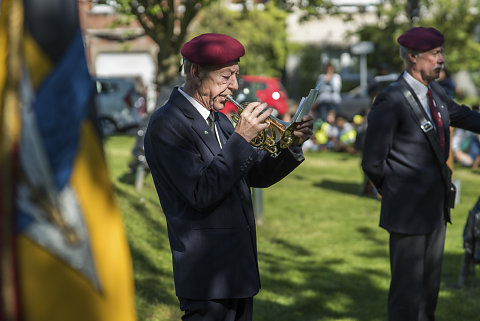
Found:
[0,0,23,319]
[0,1,137,320]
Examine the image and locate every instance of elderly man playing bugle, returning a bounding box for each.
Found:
[144,33,314,321]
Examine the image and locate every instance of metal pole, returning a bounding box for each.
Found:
[360,53,368,93]
[351,41,373,93]
[252,188,264,225]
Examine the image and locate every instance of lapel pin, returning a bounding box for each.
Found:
[204,130,208,135]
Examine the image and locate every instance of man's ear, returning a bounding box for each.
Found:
[408,52,417,64]
[190,64,199,79]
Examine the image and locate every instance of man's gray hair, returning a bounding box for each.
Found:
[184,59,193,77]
[399,45,421,67]
[183,59,212,82]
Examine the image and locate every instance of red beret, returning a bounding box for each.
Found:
[397,27,444,52]
[181,33,245,65]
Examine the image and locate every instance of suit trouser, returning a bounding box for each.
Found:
[388,223,446,321]
[178,297,253,321]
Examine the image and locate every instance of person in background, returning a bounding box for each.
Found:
[451,126,480,168]
[313,109,338,151]
[437,68,457,99]
[451,105,480,168]
[331,113,356,154]
[144,33,314,321]
[353,109,369,153]
[361,27,480,321]
[313,61,342,121]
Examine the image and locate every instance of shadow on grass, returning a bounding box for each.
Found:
[113,181,178,319]
[129,228,179,320]
[118,171,136,186]
[255,237,480,321]
[122,201,480,320]
[356,226,385,247]
[114,184,165,236]
[270,237,312,256]
[256,237,388,321]
[437,252,480,321]
[130,242,179,308]
[313,179,362,196]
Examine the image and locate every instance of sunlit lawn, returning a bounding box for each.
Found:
[105,135,480,321]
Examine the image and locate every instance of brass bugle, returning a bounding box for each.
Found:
[225,94,298,157]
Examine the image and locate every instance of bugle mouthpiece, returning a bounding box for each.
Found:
[225,94,244,110]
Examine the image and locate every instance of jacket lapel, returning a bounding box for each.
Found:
[192,120,221,155]
[216,113,234,146]
[398,77,431,121]
[397,78,447,155]
[171,88,221,155]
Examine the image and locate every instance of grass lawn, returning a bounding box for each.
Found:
[105,135,480,321]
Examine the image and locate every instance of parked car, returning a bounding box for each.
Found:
[94,77,145,136]
[222,75,289,118]
[337,73,398,120]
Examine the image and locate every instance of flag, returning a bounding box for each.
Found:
[0,0,137,320]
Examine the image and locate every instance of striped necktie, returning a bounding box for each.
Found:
[427,88,445,155]
[207,112,216,133]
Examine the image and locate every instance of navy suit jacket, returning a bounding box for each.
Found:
[144,88,303,300]
[362,77,480,234]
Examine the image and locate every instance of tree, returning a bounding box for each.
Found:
[269,0,330,21]
[191,2,288,78]
[422,0,480,73]
[115,0,216,88]
[114,0,340,92]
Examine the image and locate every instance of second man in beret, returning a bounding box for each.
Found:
[362,27,480,321]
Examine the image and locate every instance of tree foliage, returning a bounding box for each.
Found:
[421,0,480,73]
[191,2,288,78]
[354,0,480,77]
[268,0,331,21]
[114,0,480,97]
[114,0,289,87]
[115,0,215,87]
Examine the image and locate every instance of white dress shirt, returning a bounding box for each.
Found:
[178,88,222,147]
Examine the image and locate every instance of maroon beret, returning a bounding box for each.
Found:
[397,27,444,52]
[181,33,245,65]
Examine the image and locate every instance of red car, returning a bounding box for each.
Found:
[222,75,289,118]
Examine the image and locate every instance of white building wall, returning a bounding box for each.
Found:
[95,52,157,112]
[286,9,379,46]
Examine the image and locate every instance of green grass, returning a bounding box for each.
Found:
[104,135,480,321]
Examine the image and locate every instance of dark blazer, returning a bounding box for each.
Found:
[144,88,303,300]
[362,76,480,234]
